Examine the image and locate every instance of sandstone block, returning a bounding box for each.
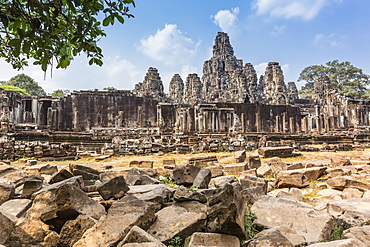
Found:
[74,195,157,247]
[258,147,293,158]
[117,226,165,247]
[234,150,246,163]
[98,176,130,200]
[246,228,294,247]
[49,168,73,184]
[173,164,201,185]
[192,168,211,189]
[206,183,246,238]
[223,163,248,175]
[326,176,370,190]
[148,201,207,244]
[327,199,370,227]
[188,232,240,247]
[174,186,207,203]
[59,214,97,247]
[247,155,261,169]
[0,182,14,204]
[0,199,32,218]
[251,196,335,244]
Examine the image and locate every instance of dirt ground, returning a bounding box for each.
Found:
[13,148,370,171]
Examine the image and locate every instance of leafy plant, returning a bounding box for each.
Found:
[332,224,343,241]
[168,236,183,247]
[160,173,177,188]
[245,212,263,240]
[0,0,135,71]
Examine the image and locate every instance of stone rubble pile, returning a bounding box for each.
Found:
[1,150,370,246]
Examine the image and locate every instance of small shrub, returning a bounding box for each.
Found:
[245,212,263,240]
[168,236,183,247]
[160,173,177,188]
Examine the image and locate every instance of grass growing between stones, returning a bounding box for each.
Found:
[244,212,263,240]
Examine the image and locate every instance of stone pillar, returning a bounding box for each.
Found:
[256,113,261,132]
[138,106,143,128]
[275,116,280,133]
[282,112,287,133]
[241,113,245,133]
[289,117,294,133]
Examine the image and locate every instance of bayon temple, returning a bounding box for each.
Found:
[1,32,370,159]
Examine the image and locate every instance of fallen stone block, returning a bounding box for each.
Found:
[69,164,100,181]
[58,214,97,247]
[28,183,106,232]
[275,173,309,188]
[24,164,58,176]
[174,186,207,203]
[148,201,207,244]
[247,155,261,169]
[117,226,165,247]
[192,168,211,189]
[306,238,365,247]
[326,176,370,191]
[0,209,15,245]
[0,182,15,204]
[245,228,294,247]
[188,156,217,168]
[251,196,335,245]
[21,175,44,198]
[223,163,248,175]
[234,150,246,163]
[127,184,175,205]
[74,195,156,247]
[327,199,370,227]
[208,164,224,178]
[209,175,236,188]
[206,183,246,238]
[188,232,240,247]
[277,167,326,183]
[49,168,73,184]
[342,225,370,247]
[173,164,201,186]
[98,176,130,200]
[258,147,294,158]
[0,199,32,218]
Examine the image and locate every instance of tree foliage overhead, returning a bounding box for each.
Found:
[51,88,70,98]
[0,84,30,96]
[0,0,135,71]
[1,73,46,96]
[298,60,370,99]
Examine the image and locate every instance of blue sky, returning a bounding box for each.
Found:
[1,0,370,94]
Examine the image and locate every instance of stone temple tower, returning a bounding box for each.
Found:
[201,32,260,103]
[263,62,288,105]
[133,67,165,101]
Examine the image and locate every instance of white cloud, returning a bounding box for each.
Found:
[254,62,268,79]
[313,33,345,48]
[180,65,199,81]
[271,25,286,35]
[254,0,337,21]
[0,55,144,94]
[255,62,290,80]
[212,7,240,37]
[138,24,201,66]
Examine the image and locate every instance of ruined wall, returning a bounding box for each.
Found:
[70,90,158,131]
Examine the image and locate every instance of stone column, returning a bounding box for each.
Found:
[282,112,287,133]
[241,113,245,133]
[275,116,280,133]
[289,117,295,133]
[256,113,261,132]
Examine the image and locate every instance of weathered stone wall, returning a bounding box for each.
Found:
[70,90,158,132]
